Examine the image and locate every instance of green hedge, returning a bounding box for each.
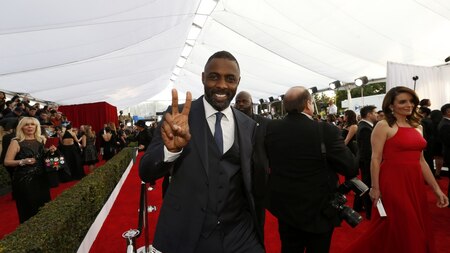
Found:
[0,147,135,253]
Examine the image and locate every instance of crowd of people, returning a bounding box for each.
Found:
[1,50,449,252]
[0,93,156,223]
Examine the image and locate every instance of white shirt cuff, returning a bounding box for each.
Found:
[164,146,182,162]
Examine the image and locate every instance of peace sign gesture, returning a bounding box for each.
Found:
[161,89,192,152]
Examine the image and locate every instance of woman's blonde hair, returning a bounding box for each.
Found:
[15,117,44,143]
[85,125,96,138]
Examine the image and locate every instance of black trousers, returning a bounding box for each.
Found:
[278,220,333,253]
[195,214,264,253]
[353,161,372,218]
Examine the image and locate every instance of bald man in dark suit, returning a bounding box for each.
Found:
[265,86,357,253]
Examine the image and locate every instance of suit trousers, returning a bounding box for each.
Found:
[278,219,333,253]
[195,216,264,253]
[353,161,372,219]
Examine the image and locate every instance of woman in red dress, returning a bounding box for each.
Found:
[345,86,448,253]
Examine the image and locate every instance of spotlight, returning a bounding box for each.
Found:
[269,96,274,102]
[259,98,264,104]
[329,81,342,90]
[445,56,450,62]
[308,86,318,94]
[412,76,419,81]
[279,94,285,100]
[354,76,368,87]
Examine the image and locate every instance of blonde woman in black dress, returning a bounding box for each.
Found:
[4,117,50,223]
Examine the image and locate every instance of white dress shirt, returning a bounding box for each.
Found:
[164,97,235,162]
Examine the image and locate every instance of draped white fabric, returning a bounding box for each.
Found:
[387,62,450,110]
[1,0,449,110]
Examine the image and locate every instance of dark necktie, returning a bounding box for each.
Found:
[214,112,223,154]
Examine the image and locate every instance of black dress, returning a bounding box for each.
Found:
[342,127,358,155]
[13,139,51,223]
[83,135,98,165]
[60,131,85,180]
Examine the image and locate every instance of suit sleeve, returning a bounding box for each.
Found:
[323,123,358,178]
[139,108,173,183]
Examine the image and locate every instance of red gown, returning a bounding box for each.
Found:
[345,127,436,253]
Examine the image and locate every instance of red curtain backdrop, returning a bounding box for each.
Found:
[58,102,118,134]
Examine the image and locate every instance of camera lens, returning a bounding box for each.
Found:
[340,206,363,228]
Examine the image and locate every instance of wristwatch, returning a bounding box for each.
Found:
[18,159,25,166]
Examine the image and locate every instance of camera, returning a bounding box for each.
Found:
[329,177,369,228]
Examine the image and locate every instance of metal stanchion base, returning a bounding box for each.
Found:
[137,245,158,253]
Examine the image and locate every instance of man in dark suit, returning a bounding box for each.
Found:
[265,86,357,253]
[133,120,153,151]
[139,51,264,253]
[353,105,378,219]
[438,103,450,199]
[234,90,270,237]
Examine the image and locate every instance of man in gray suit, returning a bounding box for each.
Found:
[139,51,264,253]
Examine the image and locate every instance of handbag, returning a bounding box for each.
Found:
[44,149,72,183]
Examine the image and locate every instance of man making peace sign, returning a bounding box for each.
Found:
[139,51,264,253]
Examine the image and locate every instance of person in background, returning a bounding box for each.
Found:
[353,105,378,219]
[60,124,84,180]
[430,109,444,179]
[345,86,448,253]
[133,120,153,152]
[139,51,264,253]
[0,91,6,112]
[234,90,270,238]
[342,110,358,155]
[101,126,115,161]
[4,117,51,223]
[265,86,357,253]
[327,99,337,115]
[81,125,98,173]
[419,107,434,173]
[437,103,450,201]
[376,110,385,122]
[419,98,431,108]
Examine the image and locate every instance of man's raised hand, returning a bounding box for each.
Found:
[161,89,192,152]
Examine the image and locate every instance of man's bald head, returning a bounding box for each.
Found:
[283,86,313,115]
[235,91,253,116]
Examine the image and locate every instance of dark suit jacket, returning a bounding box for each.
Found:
[356,120,373,163]
[265,112,357,233]
[139,97,259,253]
[438,118,450,165]
[251,114,270,199]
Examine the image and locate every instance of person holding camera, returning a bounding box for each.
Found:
[345,86,448,253]
[265,86,358,253]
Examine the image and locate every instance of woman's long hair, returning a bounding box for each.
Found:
[343,110,357,128]
[382,86,421,127]
[15,117,44,143]
[85,125,96,139]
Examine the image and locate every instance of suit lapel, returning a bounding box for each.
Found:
[190,97,210,176]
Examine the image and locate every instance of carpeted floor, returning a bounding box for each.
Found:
[1,155,449,252]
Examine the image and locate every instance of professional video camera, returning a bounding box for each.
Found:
[329,177,369,228]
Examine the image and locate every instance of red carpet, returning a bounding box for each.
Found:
[91,154,450,252]
[2,154,449,252]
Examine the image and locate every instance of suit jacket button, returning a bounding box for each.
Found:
[201,207,206,212]
[217,220,221,225]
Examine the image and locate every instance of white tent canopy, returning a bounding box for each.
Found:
[1,0,449,110]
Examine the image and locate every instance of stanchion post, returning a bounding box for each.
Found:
[132,147,138,164]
